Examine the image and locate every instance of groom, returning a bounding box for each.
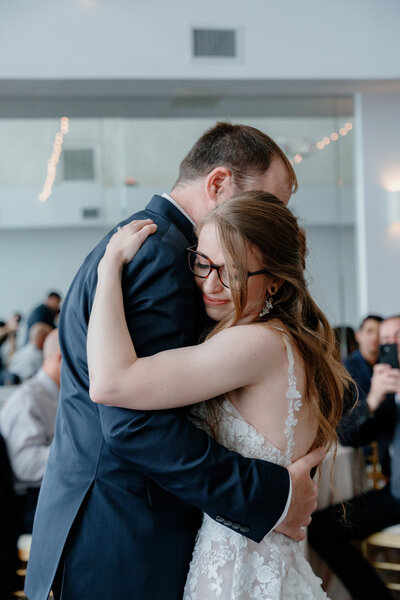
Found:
[26,122,324,600]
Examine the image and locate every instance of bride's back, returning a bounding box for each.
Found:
[227,323,319,462]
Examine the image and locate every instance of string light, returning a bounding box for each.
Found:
[38,117,69,202]
[289,120,353,165]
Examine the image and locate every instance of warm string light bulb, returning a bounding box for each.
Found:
[289,121,353,166]
[38,117,69,202]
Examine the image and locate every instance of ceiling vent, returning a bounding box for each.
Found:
[63,149,95,181]
[82,207,100,220]
[192,29,237,58]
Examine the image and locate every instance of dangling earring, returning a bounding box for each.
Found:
[259,297,274,317]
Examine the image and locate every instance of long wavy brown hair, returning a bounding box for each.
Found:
[196,191,351,453]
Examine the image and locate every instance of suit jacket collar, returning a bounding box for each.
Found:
[146,195,196,245]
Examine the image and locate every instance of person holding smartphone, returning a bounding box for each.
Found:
[309,315,400,600]
[367,319,400,411]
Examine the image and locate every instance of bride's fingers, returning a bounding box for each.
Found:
[115,219,154,236]
[130,223,157,244]
[126,219,154,233]
[120,223,157,258]
[111,221,155,246]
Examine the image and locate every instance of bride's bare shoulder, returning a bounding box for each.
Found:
[219,321,287,362]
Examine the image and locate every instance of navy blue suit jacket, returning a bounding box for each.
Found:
[25,196,290,600]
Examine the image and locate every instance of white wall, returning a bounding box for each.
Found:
[0,110,357,327]
[0,186,357,331]
[0,115,354,188]
[0,222,356,334]
[355,91,400,317]
[305,226,356,326]
[1,0,400,80]
[0,226,109,340]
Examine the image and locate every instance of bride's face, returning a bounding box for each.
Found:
[194,223,269,322]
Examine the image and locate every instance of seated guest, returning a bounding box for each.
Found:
[8,322,52,382]
[308,315,400,600]
[345,314,384,463]
[345,315,383,396]
[0,313,22,385]
[0,312,22,354]
[0,330,61,532]
[25,291,61,342]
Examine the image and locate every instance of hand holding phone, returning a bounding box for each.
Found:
[368,346,400,412]
[379,343,400,369]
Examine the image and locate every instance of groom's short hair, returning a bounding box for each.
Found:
[174,121,297,193]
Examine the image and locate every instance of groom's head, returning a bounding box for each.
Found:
[171,122,297,224]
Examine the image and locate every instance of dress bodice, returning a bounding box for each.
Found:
[184,333,328,599]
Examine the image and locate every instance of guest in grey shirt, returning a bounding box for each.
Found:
[8,322,52,382]
[0,329,61,531]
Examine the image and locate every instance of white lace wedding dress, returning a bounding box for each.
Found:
[183,336,328,600]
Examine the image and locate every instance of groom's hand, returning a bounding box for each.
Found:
[274,447,326,541]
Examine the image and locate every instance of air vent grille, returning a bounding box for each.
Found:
[82,207,100,219]
[193,29,236,58]
[63,149,95,181]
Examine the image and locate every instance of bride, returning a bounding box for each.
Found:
[87,191,349,599]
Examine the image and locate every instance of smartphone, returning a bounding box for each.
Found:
[379,343,400,369]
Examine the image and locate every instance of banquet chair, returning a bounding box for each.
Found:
[362,525,400,596]
[13,535,54,599]
[13,534,32,598]
[364,441,388,490]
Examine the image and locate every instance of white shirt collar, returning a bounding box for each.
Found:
[162,193,196,227]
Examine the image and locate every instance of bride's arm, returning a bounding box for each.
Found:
[88,221,272,410]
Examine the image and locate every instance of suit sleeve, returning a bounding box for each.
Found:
[96,236,290,543]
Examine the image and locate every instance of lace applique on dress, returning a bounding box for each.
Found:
[283,336,303,465]
[183,335,328,600]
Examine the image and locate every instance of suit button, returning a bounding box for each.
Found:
[224,520,233,526]
[216,516,224,523]
[239,526,250,533]
[232,523,241,530]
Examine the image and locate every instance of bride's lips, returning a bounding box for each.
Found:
[203,294,230,306]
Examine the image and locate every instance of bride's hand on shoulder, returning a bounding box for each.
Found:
[100,220,157,272]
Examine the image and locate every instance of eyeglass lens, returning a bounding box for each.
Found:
[188,252,234,289]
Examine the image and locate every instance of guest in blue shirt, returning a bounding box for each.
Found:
[344,314,384,465]
[344,314,383,402]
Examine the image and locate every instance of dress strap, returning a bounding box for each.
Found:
[282,335,303,464]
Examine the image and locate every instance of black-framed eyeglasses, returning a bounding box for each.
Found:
[187,246,270,291]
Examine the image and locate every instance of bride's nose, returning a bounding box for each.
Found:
[202,269,224,294]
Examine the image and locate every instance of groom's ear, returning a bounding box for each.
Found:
[204,167,234,205]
